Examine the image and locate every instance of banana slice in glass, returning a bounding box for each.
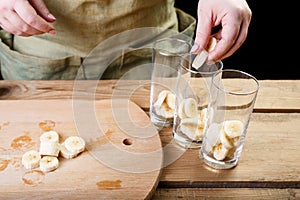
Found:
[223,120,244,138]
[178,98,198,119]
[212,142,229,161]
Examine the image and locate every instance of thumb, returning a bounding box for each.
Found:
[29,0,56,22]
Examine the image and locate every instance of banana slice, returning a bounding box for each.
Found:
[154,90,169,107]
[39,142,60,157]
[223,120,244,138]
[219,128,233,149]
[165,92,176,110]
[192,50,208,70]
[39,156,59,172]
[157,102,174,119]
[206,37,217,52]
[178,98,199,119]
[212,142,229,161]
[40,130,59,143]
[22,150,41,170]
[154,90,176,118]
[178,100,187,119]
[59,142,79,159]
[183,98,198,118]
[195,126,204,141]
[64,136,86,154]
[198,108,207,128]
[180,118,203,141]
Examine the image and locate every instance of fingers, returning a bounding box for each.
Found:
[193,0,252,62]
[0,10,43,36]
[212,18,249,61]
[0,0,55,36]
[29,0,56,22]
[14,0,55,33]
[207,15,241,62]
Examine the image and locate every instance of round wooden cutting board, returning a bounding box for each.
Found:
[0,99,163,200]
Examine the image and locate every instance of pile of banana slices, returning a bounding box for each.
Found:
[22,130,86,172]
[211,120,244,161]
[153,90,176,119]
[178,97,207,141]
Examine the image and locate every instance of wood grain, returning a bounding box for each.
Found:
[158,113,300,185]
[152,188,300,199]
[0,99,162,199]
[0,80,299,111]
[0,80,299,199]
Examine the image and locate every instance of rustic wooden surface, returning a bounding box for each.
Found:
[0,98,162,200]
[0,80,299,199]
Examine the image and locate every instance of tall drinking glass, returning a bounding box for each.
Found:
[200,69,260,169]
[150,37,192,128]
[172,54,223,149]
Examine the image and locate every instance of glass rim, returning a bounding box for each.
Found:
[152,37,192,57]
[181,56,224,75]
[212,69,260,95]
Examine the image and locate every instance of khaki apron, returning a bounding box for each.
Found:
[0,0,196,80]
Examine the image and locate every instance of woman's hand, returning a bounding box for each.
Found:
[192,0,252,62]
[0,0,56,36]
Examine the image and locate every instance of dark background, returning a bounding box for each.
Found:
[175,0,298,80]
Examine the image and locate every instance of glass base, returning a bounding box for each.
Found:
[173,129,202,149]
[150,112,173,128]
[199,150,238,170]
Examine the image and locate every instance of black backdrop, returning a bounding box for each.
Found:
[0,2,297,80]
[175,0,298,80]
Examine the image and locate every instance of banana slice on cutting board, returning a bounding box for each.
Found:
[40,130,59,143]
[39,141,60,157]
[22,129,86,172]
[64,136,86,155]
[39,156,59,172]
[178,98,198,119]
[39,130,60,157]
[154,90,176,118]
[60,142,79,159]
[22,150,41,170]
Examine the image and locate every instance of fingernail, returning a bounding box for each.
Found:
[49,29,56,34]
[48,14,56,20]
[190,44,199,53]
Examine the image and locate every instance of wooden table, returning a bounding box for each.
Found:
[0,80,299,199]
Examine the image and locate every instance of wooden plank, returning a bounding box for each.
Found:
[0,80,300,111]
[159,113,300,184]
[152,188,300,200]
[255,80,300,112]
[0,99,162,199]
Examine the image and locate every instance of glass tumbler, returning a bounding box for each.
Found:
[150,37,192,128]
[172,54,223,149]
[200,69,260,169]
